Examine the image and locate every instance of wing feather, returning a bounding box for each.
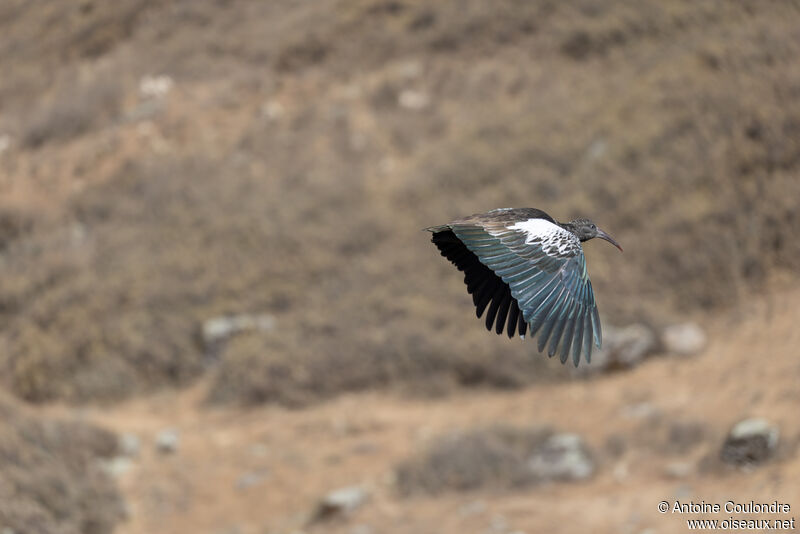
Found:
[536,287,570,354]
[442,220,602,365]
[494,291,512,335]
[430,216,603,365]
[559,302,577,364]
[485,283,507,331]
[506,302,519,338]
[571,303,585,366]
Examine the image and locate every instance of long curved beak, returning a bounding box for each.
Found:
[596,228,623,252]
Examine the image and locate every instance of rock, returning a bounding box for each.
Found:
[586,139,608,161]
[155,428,180,454]
[119,433,141,457]
[312,485,369,522]
[201,314,276,348]
[489,515,508,533]
[573,323,657,375]
[621,402,659,420]
[100,457,135,478]
[0,133,10,154]
[458,500,486,517]
[664,461,693,479]
[397,90,430,110]
[236,468,269,490]
[351,441,379,455]
[527,433,594,481]
[608,324,658,366]
[249,443,269,457]
[662,322,707,356]
[139,74,174,99]
[261,100,285,120]
[612,462,629,482]
[721,418,779,465]
[70,223,88,246]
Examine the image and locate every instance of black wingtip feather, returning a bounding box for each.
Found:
[494,292,511,335]
[506,302,519,338]
[518,315,528,338]
[485,284,506,332]
[475,282,494,318]
[432,229,524,341]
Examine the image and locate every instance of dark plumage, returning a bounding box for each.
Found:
[426,207,622,366]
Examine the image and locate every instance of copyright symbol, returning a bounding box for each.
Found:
[658,501,669,513]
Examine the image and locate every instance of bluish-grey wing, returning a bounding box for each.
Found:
[452,225,601,366]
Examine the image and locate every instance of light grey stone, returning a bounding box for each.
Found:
[312,485,369,522]
[458,500,487,517]
[261,100,285,120]
[664,461,693,479]
[0,134,10,154]
[119,432,141,457]
[573,323,657,375]
[527,433,594,481]
[202,314,276,347]
[100,456,135,478]
[155,428,180,454]
[398,90,430,110]
[721,418,779,465]
[488,514,508,533]
[236,468,269,490]
[139,75,173,99]
[621,402,659,420]
[662,322,707,356]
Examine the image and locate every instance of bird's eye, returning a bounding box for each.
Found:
[590,224,596,230]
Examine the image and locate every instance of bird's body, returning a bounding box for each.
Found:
[426,208,622,366]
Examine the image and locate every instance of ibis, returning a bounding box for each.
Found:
[426,208,622,366]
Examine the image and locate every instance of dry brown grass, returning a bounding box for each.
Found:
[395,425,555,495]
[0,0,160,113]
[0,393,124,534]
[21,73,124,149]
[1,0,800,405]
[67,288,800,534]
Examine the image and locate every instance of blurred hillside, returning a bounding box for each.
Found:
[1,1,800,533]
[2,0,800,404]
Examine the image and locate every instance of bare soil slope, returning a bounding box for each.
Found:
[1,2,800,533]
[66,285,800,534]
[1,0,800,404]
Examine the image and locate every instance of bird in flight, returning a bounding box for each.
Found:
[426,208,622,366]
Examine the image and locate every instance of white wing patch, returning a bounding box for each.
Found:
[508,218,581,258]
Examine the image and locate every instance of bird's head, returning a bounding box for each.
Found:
[564,218,623,251]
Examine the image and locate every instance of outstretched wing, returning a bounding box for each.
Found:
[436,217,601,366]
[431,229,528,339]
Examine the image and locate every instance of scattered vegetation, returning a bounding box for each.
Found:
[395,425,554,494]
[21,73,123,148]
[1,0,800,404]
[0,204,36,251]
[0,394,124,534]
